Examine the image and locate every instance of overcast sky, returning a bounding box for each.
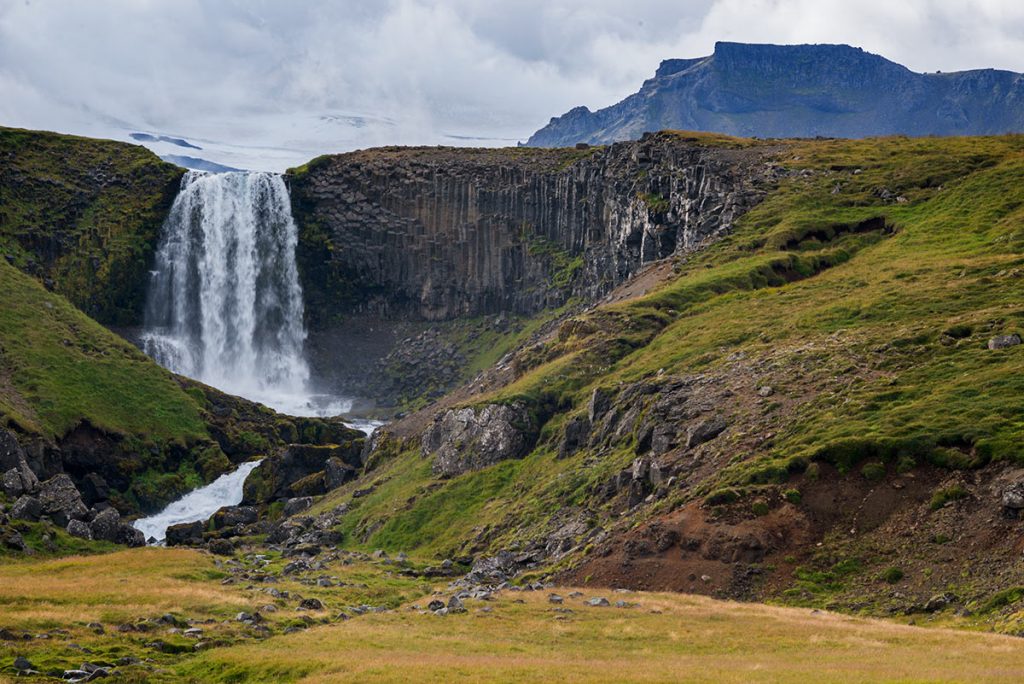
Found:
[2,0,1023,170]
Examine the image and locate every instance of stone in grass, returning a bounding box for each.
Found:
[298,598,325,611]
[208,539,235,556]
[427,599,445,612]
[66,519,92,540]
[13,655,34,672]
[10,495,42,522]
[988,334,1021,350]
[548,594,564,604]
[446,596,466,613]
[586,597,610,607]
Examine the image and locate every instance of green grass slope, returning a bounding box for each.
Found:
[0,126,184,324]
[319,135,1024,591]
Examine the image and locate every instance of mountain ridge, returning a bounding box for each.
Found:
[526,42,1024,146]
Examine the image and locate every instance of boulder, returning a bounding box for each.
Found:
[282,497,314,517]
[423,402,537,478]
[1002,482,1024,510]
[89,507,122,543]
[211,505,258,530]
[38,474,88,526]
[1,528,26,551]
[166,520,205,547]
[686,417,728,449]
[2,467,37,498]
[0,428,26,473]
[650,425,677,456]
[988,334,1022,350]
[117,523,146,548]
[208,538,235,556]
[10,495,42,521]
[66,519,93,540]
[588,388,612,423]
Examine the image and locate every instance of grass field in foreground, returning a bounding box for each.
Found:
[1,548,1023,682]
[183,585,1024,683]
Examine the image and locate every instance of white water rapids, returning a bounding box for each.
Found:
[133,460,263,543]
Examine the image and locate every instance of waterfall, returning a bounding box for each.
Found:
[142,171,325,415]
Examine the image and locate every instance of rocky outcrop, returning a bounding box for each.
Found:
[422,403,537,478]
[527,42,1024,147]
[243,440,364,505]
[288,135,776,324]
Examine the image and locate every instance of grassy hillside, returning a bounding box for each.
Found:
[314,134,1024,614]
[0,258,359,514]
[0,260,206,441]
[0,126,183,324]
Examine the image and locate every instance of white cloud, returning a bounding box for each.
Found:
[1,0,1021,170]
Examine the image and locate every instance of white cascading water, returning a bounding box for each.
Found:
[137,172,378,544]
[133,460,263,543]
[141,171,348,416]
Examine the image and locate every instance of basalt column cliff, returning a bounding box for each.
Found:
[288,135,779,323]
[287,134,780,402]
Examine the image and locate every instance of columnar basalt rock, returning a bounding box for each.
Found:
[288,134,779,324]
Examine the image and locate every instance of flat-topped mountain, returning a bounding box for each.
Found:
[526,42,1024,146]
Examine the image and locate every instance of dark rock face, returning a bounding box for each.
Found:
[166,520,205,547]
[243,440,364,504]
[527,42,1024,147]
[211,505,258,530]
[422,403,537,478]
[288,136,774,325]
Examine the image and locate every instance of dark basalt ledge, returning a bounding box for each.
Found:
[288,134,781,327]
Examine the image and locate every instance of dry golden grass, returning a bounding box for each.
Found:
[184,589,1024,683]
[0,548,246,629]
[2,549,1023,682]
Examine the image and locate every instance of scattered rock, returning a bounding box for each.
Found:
[66,519,93,540]
[686,417,728,449]
[282,497,314,517]
[208,539,235,556]
[298,598,325,610]
[988,334,1021,350]
[586,597,610,607]
[88,507,121,542]
[38,474,89,526]
[165,520,205,546]
[10,494,42,521]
